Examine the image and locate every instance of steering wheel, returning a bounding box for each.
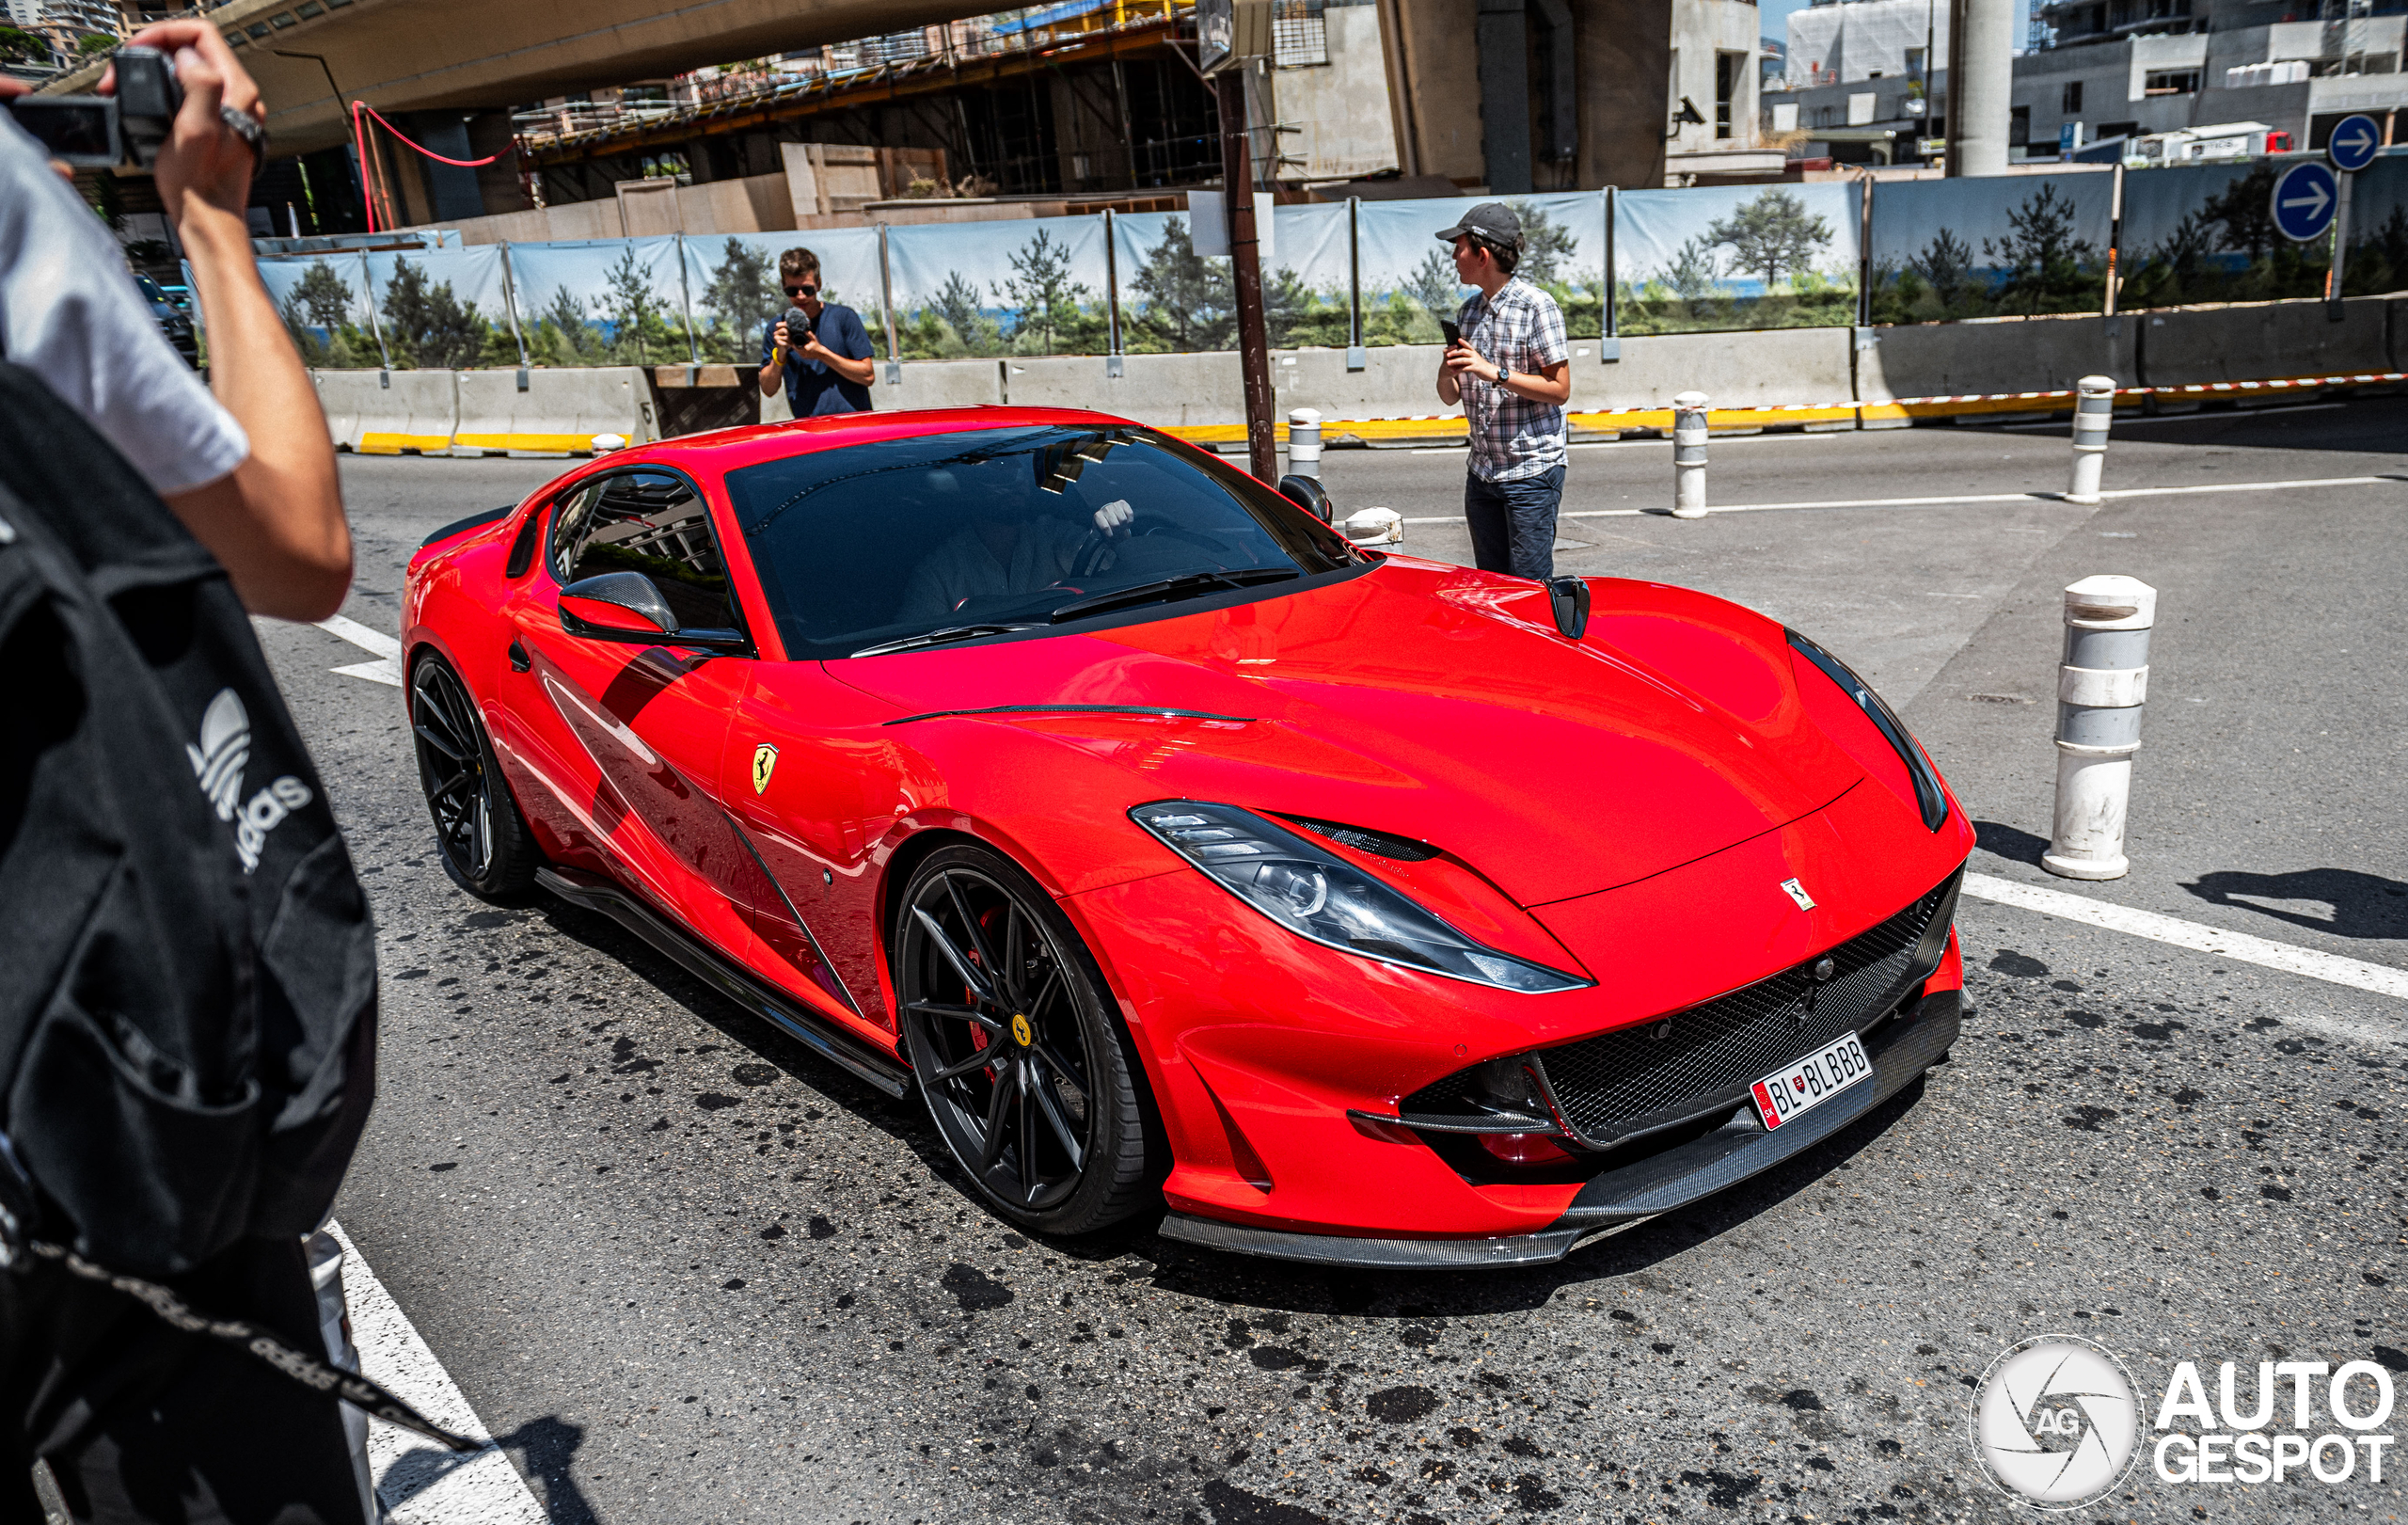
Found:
[1067,525,1118,579]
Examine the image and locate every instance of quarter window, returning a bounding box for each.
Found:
[547,470,738,632]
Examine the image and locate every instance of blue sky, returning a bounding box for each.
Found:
[1758,0,2032,55]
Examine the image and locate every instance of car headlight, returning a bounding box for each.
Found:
[1786,628,1949,831]
[1129,802,1589,993]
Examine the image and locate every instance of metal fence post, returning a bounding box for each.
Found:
[359,250,392,373]
[498,239,529,386]
[2103,161,2124,335]
[1671,390,1707,517]
[1346,195,1366,372]
[1104,207,1123,378]
[2065,374,2115,504]
[1600,186,1619,362]
[674,232,699,371]
[2044,575,2156,881]
[877,223,902,385]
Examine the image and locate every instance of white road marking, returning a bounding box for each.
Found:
[1396,474,2394,526]
[324,1222,547,1525]
[1961,872,2408,1004]
[317,615,404,688]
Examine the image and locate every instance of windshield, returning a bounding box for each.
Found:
[723,424,1361,659]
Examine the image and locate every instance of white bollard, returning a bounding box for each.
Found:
[2042,574,2156,881]
[2064,374,2116,504]
[1671,391,1708,518]
[1287,407,1323,480]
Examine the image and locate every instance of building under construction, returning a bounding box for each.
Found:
[198,0,1774,241]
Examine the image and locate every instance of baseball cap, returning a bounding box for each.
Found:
[1434,201,1523,252]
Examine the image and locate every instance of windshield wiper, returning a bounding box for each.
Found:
[1048,566,1299,624]
[849,623,1037,658]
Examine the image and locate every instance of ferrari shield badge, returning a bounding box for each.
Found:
[751,744,778,794]
[1780,877,1815,911]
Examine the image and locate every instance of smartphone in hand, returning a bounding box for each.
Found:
[1439,319,1463,348]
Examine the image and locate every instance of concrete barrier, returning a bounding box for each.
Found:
[328,370,456,454]
[1858,311,2138,425]
[757,357,1001,424]
[2139,295,2390,390]
[311,370,372,451]
[451,367,658,456]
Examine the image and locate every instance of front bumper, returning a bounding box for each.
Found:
[1156,987,1961,1269]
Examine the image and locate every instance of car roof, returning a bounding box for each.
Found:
[606,405,1151,479]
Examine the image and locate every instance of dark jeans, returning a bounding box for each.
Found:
[0,1237,367,1525]
[1464,465,1565,580]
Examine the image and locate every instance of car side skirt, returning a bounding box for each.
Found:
[535,866,912,1099]
[1157,989,1961,1270]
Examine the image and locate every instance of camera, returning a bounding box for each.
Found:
[4,47,183,169]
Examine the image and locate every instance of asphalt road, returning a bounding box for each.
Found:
[263,397,2408,1524]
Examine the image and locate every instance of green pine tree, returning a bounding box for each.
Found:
[1706,188,1833,289]
[1127,216,1234,352]
[996,228,1093,355]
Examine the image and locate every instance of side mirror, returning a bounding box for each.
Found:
[1277,474,1333,523]
[559,572,748,652]
[1340,507,1403,546]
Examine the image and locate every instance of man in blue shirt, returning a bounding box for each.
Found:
[755,246,877,414]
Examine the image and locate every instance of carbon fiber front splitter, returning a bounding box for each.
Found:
[1155,990,1961,1270]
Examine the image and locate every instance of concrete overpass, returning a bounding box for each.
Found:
[58,0,995,157]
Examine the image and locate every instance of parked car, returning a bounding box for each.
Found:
[135,270,198,368]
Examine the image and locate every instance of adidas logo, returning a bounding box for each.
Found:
[186,689,312,874]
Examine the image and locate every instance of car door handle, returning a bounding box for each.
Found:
[508,639,531,673]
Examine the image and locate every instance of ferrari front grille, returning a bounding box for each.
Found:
[1516,871,1960,1150]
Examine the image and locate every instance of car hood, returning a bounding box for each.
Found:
[827,558,1867,906]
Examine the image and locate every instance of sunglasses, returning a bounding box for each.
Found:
[784,283,820,298]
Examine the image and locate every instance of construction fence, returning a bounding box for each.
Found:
[256,153,2408,372]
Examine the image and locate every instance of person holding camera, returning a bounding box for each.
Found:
[1,20,375,1525]
[756,246,877,416]
[1433,202,1573,581]
[0,24,349,621]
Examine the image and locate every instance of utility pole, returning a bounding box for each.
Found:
[1217,70,1277,482]
[1948,0,2013,177]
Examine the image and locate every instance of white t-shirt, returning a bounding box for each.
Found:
[0,113,249,496]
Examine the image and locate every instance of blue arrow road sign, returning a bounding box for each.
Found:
[2327,113,2382,172]
[2272,161,2339,243]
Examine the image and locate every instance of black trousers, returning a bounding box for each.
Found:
[1464,464,1566,580]
[0,1237,367,1525]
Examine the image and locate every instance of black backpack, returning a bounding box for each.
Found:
[0,362,376,1280]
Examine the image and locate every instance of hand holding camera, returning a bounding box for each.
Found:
[4,23,266,230]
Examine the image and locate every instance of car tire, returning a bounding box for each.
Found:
[409,651,539,900]
[895,844,1156,1235]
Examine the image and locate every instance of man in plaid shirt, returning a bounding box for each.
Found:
[1434,203,1573,579]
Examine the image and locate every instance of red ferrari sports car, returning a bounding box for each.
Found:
[402,406,1972,1267]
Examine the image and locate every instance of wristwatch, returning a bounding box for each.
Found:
[1497,364,1513,388]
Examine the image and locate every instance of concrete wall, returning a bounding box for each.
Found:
[1579,0,1674,190]
[2138,296,2391,388]
[1272,4,1405,183]
[1861,311,2138,400]
[429,174,796,246]
[1393,0,1485,185]
[1667,0,1765,164]
[1598,327,1856,409]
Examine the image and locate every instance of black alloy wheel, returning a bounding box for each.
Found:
[896,845,1154,1233]
[409,653,538,899]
